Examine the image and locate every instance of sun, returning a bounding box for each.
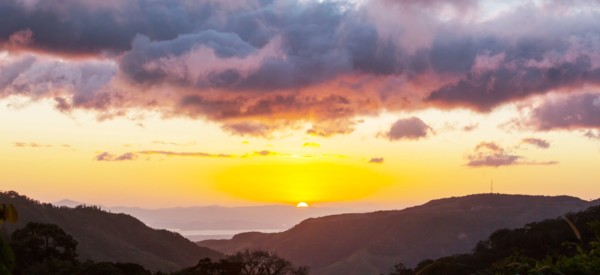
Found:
[296,202,309,208]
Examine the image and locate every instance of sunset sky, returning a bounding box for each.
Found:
[1,0,599,209]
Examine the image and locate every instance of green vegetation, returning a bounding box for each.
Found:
[387,205,600,275]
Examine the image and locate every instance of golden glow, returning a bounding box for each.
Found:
[212,161,393,204]
[296,202,309,207]
[2,99,600,208]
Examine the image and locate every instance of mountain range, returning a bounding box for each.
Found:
[0,191,221,272]
[6,191,599,274]
[53,199,350,241]
[199,194,598,275]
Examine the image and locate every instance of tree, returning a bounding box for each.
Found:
[228,250,308,275]
[0,204,17,224]
[10,222,78,272]
[175,250,308,275]
[0,203,17,274]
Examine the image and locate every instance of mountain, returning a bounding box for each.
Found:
[199,194,597,275]
[0,191,222,272]
[53,199,85,208]
[107,205,349,241]
[394,203,600,274]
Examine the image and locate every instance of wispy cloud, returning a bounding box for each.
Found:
[94,152,138,162]
[521,138,550,149]
[13,142,51,148]
[137,151,233,158]
[466,141,557,168]
[584,130,600,140]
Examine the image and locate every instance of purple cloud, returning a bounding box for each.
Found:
[466,142,557,167]
[385,117,432,141]
[526,93,600,131]
[521,138,550,149]
[1,0,600,136]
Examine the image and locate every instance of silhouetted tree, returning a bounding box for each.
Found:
[10,222,78,273]
[229,250,308,275]
[175,250,308,275]
[386,263,413,275]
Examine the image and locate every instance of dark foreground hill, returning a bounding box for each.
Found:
[396,203,600,274]
[200,194,597,275]
[0,191,222,272]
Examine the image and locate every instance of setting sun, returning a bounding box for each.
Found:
[296,202,309,208]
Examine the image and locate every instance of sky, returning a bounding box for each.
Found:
[1,0,599,209]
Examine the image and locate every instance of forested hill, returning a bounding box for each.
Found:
[200,194,596,275]
[0,191,222,272]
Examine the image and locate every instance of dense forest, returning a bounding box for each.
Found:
[387,205,600,275]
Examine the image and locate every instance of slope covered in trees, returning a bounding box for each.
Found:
[0,191,221,272]
[200,194,596,275]
[388,204,600,274]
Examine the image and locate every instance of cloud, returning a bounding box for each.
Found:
[466,142,521,167]
[462,123,479,132]
[368,157,384,164]
[3,0,600,136]
[584,130,600,139]
[521,138,550,149]
[385,117,432,141]
[307,119,357,137]
[524,93,600,131]
[94,152,138,161]
[13,142,50,148]
[466,141,557,167]
[114,152,138,161]
[221,121,274,137]
[94,152,115,161]
[137,150,232,158]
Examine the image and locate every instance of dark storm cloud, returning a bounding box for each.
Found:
[0,55,117,111]
[2,0,600,136]
[526,93,600,130]
[427,37,600,111]
[385,117,432,141]
[0,0,227,55]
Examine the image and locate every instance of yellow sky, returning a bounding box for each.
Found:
[1,97,599,209]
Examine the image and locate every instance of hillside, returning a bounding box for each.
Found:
[0,191,222,272]
[200,194,596,275]
[393,203,600,274]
